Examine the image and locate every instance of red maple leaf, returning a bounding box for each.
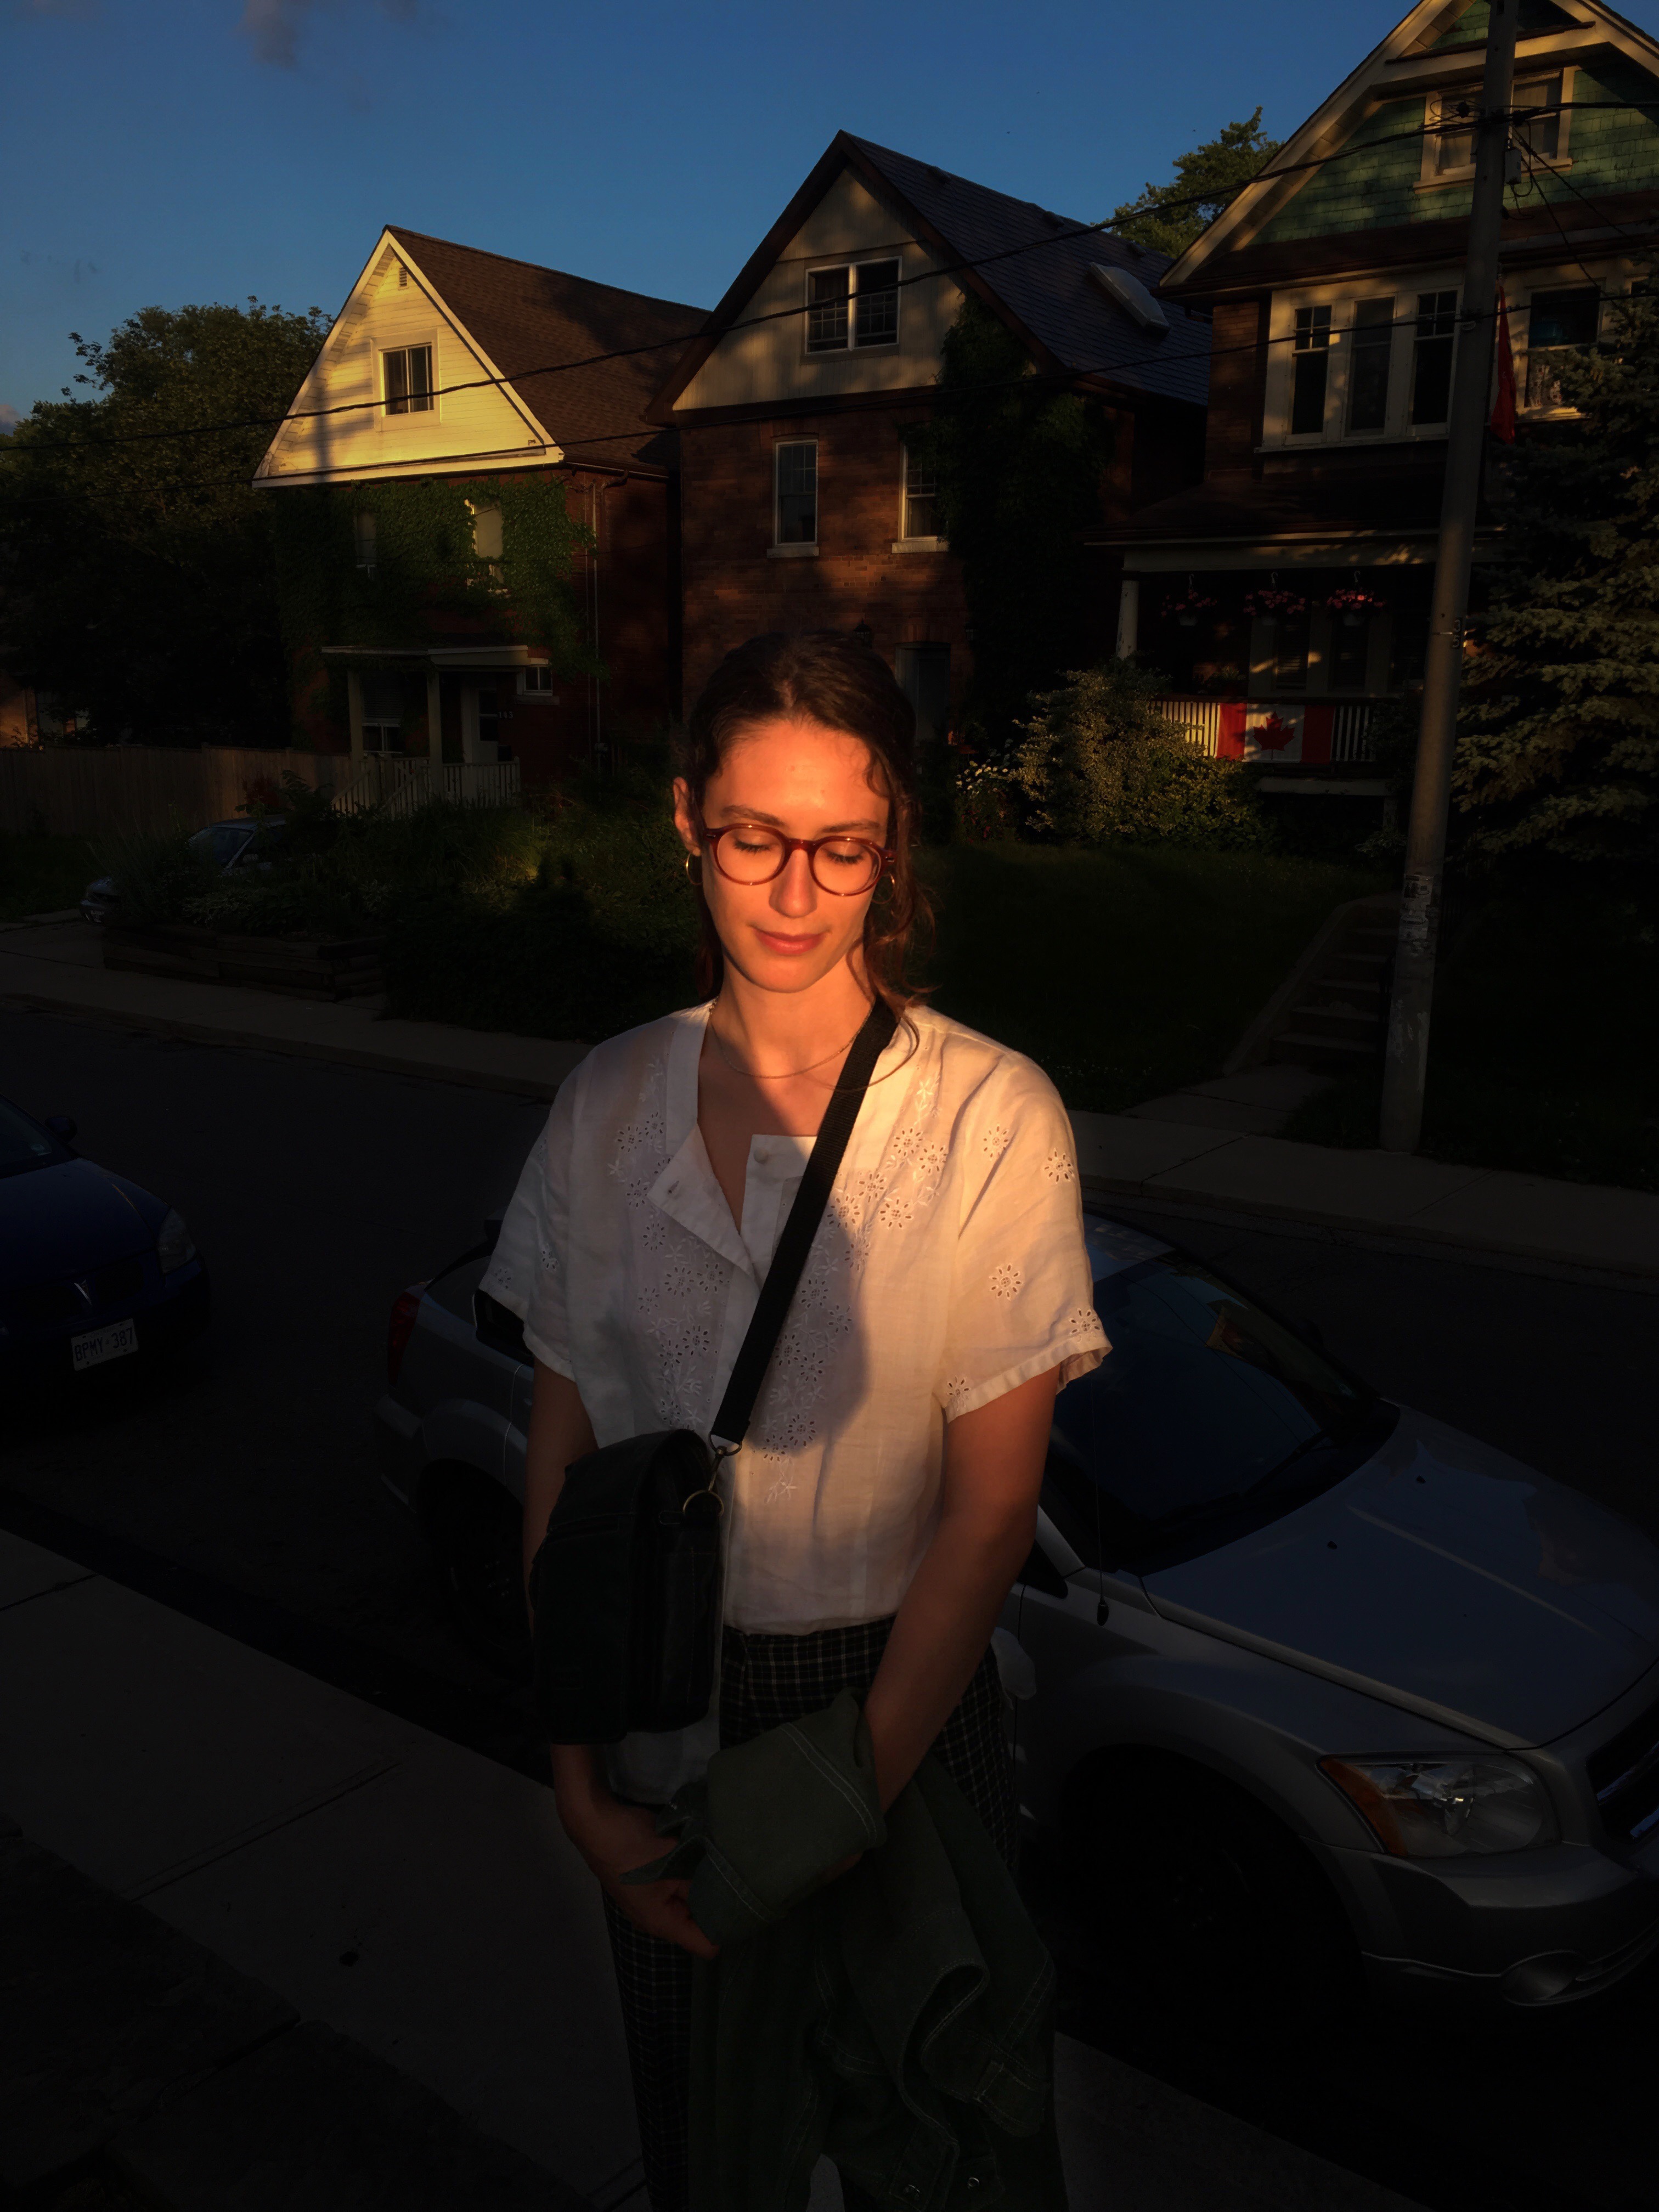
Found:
[1249,714,1297,753]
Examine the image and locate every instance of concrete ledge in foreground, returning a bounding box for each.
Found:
[1071,1109,1659,1283]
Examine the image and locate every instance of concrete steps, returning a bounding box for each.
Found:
[1229,896,1398,1081]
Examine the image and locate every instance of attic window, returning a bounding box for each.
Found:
[1089,264,1169,333]
[806,259,900,352]
[398,264,408,289]
[383,345,433,415]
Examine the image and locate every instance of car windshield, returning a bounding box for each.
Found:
[0,1099,71,1180]
[188,825,255,867]
[1045,1219,1392,1564]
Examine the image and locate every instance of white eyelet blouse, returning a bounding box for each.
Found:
[488,998,1108,1641]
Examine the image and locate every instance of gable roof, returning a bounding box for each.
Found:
[1159,0,1659,294]
[650,132,1210,419]
[382,230,708,471]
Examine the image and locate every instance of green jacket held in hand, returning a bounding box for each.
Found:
[627,1690,1067,2212]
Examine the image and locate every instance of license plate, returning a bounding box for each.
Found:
[70,1318,139,1372]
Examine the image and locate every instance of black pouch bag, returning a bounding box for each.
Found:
[528,999,897,1745]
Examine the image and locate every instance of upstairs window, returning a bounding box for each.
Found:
[1411,290,1458,425]
[383,345,433,415]
[901,450,939,540]
[806,259,901,353]
[1345,297,1395,433]
[1424,74,1568,184]
[353,511,377,574]
[1290,306,1333,435]
[469,503,504,559]
[1525,285,1600,409]
[775,440,817,545]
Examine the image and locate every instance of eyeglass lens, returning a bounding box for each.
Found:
[715,830,881,893]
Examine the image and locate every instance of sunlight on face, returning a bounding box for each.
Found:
[673,716,890,997]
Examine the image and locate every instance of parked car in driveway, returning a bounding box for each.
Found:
[376,1206,1659,2012]
[0,1097,209,1386]
[80,816,286,924]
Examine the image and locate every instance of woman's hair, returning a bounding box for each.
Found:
[681,630,933,1006]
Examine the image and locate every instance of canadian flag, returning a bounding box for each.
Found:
[1217,703,1334,765]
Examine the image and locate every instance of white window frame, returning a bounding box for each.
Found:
[803,256,902,357]
[1510,259,1634,420]
[1419,68,1575,190]
[1262,274,1464,448]
[517,663,557,698]
[379,339,439,424]
[894,444,943,551]
[771,437,819,554]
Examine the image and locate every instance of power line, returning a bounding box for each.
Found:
[0,115,1497,463]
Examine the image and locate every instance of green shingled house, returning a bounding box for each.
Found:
[1107,0,1659,780]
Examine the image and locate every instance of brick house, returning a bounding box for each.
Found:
[1108,0,1659,786]
[649,133,1210,741]
[255,229,706,789]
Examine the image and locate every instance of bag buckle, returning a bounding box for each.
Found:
[684,1436,737,1518]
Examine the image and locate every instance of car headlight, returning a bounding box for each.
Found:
[156,1208,196,1274]
[1321,1755,1557,1858]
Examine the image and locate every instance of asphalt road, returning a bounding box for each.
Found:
[3,1008,1656,2212]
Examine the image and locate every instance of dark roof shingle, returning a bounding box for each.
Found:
[847,138,1211,409]
[390,228,707,471]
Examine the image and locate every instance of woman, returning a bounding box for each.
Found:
[486,630,1107,2211]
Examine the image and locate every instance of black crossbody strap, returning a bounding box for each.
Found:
[709,997,899,1451]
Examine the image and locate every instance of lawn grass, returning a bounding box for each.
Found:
[1282,877,1659,1193]
[0,832,97,922]
[918,843,1390,1112]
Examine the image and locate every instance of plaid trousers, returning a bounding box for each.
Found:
[604,1618,1015,2212]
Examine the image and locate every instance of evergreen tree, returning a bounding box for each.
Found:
[1457,287,1659,862]
[1111,110,1282,260]
[0,300,328,745]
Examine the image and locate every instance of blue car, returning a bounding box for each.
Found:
[0,1097,209,1386]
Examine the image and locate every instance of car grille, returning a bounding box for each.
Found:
[1587,1696,1659,1845]
[4,1256,146,1328]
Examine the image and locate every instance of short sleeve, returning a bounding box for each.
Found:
[481,1077,576,1376]
[935,1065,1108,1421]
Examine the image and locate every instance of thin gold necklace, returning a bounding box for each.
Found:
[708,1011,865,1081]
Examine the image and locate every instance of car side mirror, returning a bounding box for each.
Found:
[45,1114,77,1142]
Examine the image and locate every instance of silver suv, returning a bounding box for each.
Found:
[375,1206,1659,2012]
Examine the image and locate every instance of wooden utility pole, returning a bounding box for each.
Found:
[1379,0,1518,1154]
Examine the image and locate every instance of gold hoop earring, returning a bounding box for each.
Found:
[684,851,703,889]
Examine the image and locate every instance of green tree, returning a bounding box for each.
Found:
[1457,287,1659,862]
[0,300,329,745]
[1111,109,1283,260]
[910,296,1116,747]
[1014,661,1269,847]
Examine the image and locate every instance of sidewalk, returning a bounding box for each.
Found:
[0,919,585,1101]
[1,1530,1426,2212]
[5,919,1654,1284]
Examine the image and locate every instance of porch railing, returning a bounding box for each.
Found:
[1150,696,1377,764]
[331,756,523,817]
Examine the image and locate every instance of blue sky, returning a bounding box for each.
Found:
[7,0,1656,426]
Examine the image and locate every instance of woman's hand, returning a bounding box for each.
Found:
[558,1787,719,1961]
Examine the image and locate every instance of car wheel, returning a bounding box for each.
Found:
[420,1468,531,1680]
[1065,1752,1361,2019]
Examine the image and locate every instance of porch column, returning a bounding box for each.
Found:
[425,669,442,764]
[345,669,365,760]
[1115,577,1139,659]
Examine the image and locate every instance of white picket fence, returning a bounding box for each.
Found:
[328,757,523,818]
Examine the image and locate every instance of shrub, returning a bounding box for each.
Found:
[95,827,220,926]
[1014,662,1271,848]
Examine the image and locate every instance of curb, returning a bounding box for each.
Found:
[0,984,583,1102]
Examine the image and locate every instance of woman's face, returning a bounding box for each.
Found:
[673,716,890,998]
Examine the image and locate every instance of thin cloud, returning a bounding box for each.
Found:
[0,404,21,435]
[240,0,423,67]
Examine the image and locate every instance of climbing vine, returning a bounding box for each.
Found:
[269,472,596,725]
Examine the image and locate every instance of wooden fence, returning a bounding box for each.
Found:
[0,746,521,837]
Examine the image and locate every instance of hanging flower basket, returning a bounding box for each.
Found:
[1161,590,1217,628]
[1326,585,1387,626]
[1242,588,1307,620]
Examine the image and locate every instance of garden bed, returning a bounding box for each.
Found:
[103,922,385,1001]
